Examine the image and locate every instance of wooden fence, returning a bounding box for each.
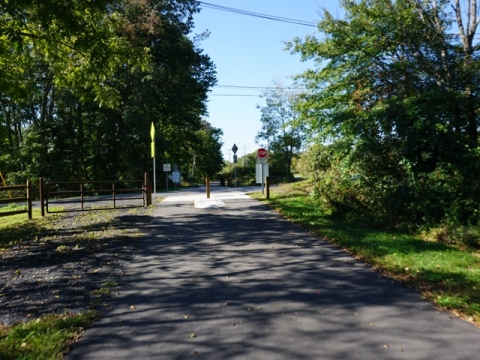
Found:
[39,174,151,216]
[0,174,152,219]
[0,181,32,220]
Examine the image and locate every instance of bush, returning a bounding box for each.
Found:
[422,219,480,250]
[299,141,480,230]
[299,143,364,219]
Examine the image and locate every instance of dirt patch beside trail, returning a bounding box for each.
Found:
[0,207,153,326]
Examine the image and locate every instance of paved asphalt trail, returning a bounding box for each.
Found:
[67,187,480,360]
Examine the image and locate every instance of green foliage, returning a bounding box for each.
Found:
[224,151,258,185]
[0,0,219,184]
[190,120,224,179]
[259,181,480,324]
[422,219,480,250]
[290,0,480,228]
[297,142,367,220]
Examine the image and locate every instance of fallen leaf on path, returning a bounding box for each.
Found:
[130,305,136,310]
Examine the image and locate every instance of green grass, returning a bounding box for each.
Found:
[0,312,98,360]
[0,203,27,213]
[0,209,63,250]
[255,181,480,325]
[0,206,153,358]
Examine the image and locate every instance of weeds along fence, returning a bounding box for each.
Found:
[39,174,152,216]
[0,181,33,220]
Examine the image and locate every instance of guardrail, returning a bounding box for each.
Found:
[39,174,151,216]
[0,181,32,219]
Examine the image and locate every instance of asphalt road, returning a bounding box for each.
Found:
[67,186,480,360]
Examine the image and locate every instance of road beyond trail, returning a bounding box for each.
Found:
[67,187,480,360]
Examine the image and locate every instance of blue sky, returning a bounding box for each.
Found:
[193,1,341,160]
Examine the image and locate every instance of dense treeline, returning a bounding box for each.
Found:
[290,0,480,232]
[0,0,222,186]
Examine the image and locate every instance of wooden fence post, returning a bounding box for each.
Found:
[39,178,45,217]
[266,176,270,200]
[112,182,117,209]
[206,176,210,199]
[80,183,84,211]
[144,172,151,206]
[26,180,32,219]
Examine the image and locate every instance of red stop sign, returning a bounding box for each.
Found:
[257,148,268,158]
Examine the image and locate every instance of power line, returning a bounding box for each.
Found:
[198,1,316,27]
[210,94,260,97]
[209,84,309,97]
[216,85,270,90]
[215,84,307,91]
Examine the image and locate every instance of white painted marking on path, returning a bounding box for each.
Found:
[161,188,254,205]
[194,198,226,209]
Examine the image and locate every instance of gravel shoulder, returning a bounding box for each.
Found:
[0,206,153,327]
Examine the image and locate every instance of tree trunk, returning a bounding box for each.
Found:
[454,0,479,147]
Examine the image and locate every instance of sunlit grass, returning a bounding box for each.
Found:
[0,312,97,360]
[0,203,27,213]
[0,209,63,250]
[254,181,480,325]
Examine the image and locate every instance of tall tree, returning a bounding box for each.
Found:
[256,82,304,179]
[289,0,480,225]
[0,0,218,185]
[191,120,224,179]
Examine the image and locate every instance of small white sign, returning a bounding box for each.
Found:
[256,158,268,165]
[163,163,171,172]
[256,164,269,184]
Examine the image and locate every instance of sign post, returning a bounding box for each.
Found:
[150,122,156,199]
[163,163,171,191]
[256,148,269,194]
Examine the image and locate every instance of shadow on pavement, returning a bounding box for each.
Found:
[67,197,480,360]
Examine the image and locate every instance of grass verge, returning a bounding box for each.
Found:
[0,209,62,250]
[0,311,98,360]
[253,181,480,326]
[0,205,154,359]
